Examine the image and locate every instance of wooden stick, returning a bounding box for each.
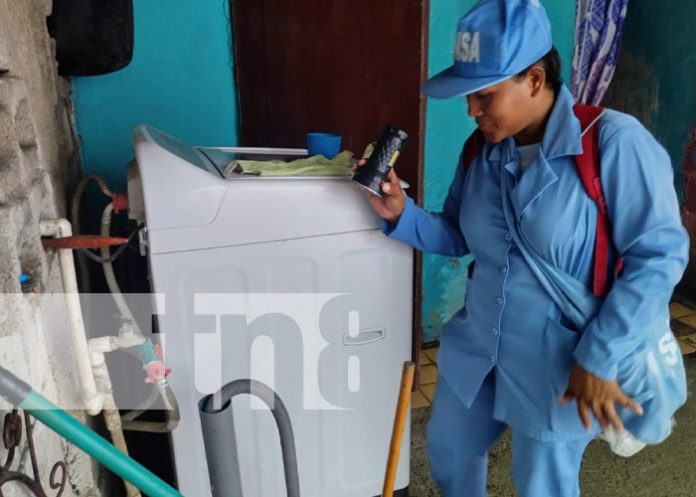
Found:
[382,361,415,497]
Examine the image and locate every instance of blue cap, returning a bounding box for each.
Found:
[423,0,552,99]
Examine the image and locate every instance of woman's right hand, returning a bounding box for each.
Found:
[353,160,406,224]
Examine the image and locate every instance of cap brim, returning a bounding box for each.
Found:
[422,66,514,99]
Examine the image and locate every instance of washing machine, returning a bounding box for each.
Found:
[127,125,413,497]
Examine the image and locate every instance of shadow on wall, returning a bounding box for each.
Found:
[681,127,696,296]
[602,0,696,297]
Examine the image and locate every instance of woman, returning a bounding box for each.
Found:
[359,0,689,495]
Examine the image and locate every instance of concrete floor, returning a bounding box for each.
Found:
[409,353,696,496]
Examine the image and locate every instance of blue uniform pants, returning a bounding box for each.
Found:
[427,372,593,497]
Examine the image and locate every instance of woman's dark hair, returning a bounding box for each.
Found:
[515,46,562,93]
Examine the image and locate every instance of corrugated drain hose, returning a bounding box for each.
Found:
[201,379,300,497]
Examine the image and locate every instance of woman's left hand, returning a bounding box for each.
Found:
[560,364,643,432]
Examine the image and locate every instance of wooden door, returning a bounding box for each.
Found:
[230,0,428,204]
[230,0,428,366]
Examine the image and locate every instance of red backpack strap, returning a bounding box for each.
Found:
[462,129,484,173]
[572,103,623,297]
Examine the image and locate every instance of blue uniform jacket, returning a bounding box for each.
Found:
[385,86,689,441]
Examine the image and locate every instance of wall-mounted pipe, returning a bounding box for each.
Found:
[41,218,142,496]
[39,219,102,415]
[41,235,128,249]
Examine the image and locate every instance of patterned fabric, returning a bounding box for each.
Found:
[571,0,629,105]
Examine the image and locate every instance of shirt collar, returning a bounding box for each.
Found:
[541,84,583,160]
[484,84,582,163]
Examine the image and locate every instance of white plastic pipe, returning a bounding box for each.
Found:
[100,203,143,334]
[39,219,103,415]
[42,218,142,497]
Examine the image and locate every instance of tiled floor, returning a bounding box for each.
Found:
[412,348,438,409]
[412,297,696,409]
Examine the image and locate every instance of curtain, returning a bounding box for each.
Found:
[571,0,630,105]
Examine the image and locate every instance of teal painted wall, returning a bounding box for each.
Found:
[602,1,696,293]
[603,0,696,198]
[421,0,577,343]
[72,0,239,193]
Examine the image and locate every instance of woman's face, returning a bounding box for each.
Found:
[465,76,538,144]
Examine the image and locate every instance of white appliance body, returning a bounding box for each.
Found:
[129,125,413,497]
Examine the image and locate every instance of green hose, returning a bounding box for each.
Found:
[0,366,183,497]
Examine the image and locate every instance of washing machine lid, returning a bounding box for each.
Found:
[132,125,384,254]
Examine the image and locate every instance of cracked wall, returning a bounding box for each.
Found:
[0,0,102,495]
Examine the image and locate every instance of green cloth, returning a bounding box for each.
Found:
[231,150,354,177]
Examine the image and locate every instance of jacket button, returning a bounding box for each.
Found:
[491,328,499,335]
[490,354,496,364]
[500,265,508,273]
[505,233,512,241]
[496,297,503,305]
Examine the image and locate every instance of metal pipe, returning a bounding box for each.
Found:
[39,219,102,415]
[41,235,128,249]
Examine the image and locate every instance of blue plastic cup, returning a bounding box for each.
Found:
[306,132,342,159]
